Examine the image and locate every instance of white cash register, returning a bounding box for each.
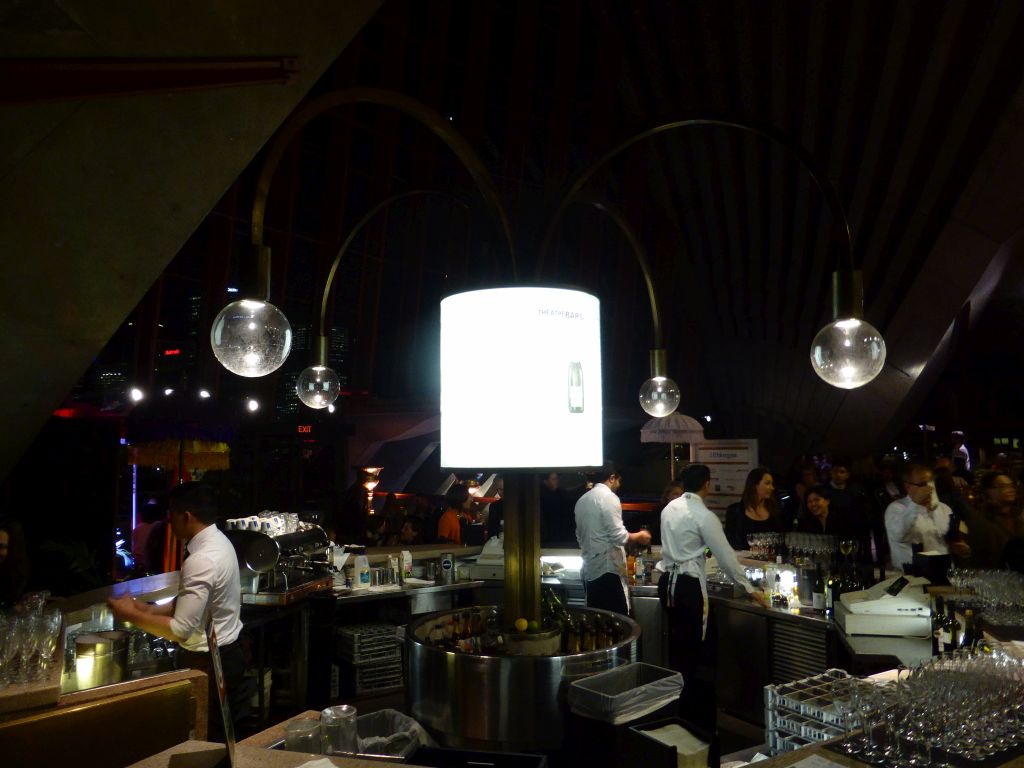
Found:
[835,575,932,638]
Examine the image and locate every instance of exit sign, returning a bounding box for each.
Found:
[297,425,312,434]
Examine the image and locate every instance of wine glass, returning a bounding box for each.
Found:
[831,677,860,755]
[881,679,914,768]
[839,538,857,566]
[32,609,62,681]
[852,680,886,764]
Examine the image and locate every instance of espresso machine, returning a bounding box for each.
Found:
[225,525,334,605]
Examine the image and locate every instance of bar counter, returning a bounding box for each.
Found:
[131,729,1024,768]
[331,578,484,606]
[127,740,413,768]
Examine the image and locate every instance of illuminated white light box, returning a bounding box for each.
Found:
[440,287,603,469]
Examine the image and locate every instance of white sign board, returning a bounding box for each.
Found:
[440,287,603,469]
[691,439,759,519]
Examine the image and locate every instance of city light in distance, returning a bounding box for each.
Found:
[130,388,144,402]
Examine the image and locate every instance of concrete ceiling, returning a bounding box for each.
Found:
[0,0,383,481]
[6,1,1024,479]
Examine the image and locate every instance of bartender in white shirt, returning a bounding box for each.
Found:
[884,463,965,571]
[108,482,243,741]
[658,464,768,730]
[574,462,651,616]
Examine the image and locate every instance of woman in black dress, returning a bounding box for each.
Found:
[725,468,785,550]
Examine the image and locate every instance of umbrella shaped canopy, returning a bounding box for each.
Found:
[129,438,230,472]
[125,393,236,479]
[640,412,706,444]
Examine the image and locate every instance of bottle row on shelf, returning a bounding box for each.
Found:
[420,590,631,656]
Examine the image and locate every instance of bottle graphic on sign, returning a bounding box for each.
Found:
[568,361,584,413]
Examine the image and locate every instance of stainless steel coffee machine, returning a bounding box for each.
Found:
[225,525,334,605]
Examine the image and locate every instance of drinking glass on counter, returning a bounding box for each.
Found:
[321,704,358,754]
[847,646,1024,765]
[952,569,1024,625]
[829,677,860,756]
[32,609,63,681]
[283,718,322,754]
[850,679,885,764]
[8,614,35,684]
[746,532,784,560]
[0,615,12,687]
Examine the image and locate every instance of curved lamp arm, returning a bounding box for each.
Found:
[311,189,468,364]
[250,86,516,299]
[580,198,663,350]
[538,118,854,301]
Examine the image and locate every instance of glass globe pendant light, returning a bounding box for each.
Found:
[211,245,293,377]
[810,270,886,389]
[639,348,681,417]
[296,336,341,409]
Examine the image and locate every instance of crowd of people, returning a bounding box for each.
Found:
[570,447,1024,732]
[712,450,1024,574]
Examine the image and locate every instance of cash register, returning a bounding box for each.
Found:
[835,575,932,637]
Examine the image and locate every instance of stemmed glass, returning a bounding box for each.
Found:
[880,678,914,768]
[839,538,858,566]
[8,615,36,683]
[830,677,860,755]
[851,680,885,764]
[30,609,62,681]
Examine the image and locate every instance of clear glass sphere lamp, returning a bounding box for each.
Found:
[295,335,341,409]
[638,348,681,417]
[210,299,292,377]
[809,270,886,389]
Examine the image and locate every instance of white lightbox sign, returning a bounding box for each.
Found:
[440,287,603,469]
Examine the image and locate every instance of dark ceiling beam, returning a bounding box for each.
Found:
[0,57,299,103]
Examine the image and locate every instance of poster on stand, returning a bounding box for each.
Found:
[440,287,603,469]
[690,439,759,521]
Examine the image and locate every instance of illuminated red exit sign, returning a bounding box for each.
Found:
[163,348,181,356]
[297,425,312,434]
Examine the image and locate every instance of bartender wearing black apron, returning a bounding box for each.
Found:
[108,482,244,741]
[658,464,768,730]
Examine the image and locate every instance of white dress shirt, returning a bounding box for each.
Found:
[956,444,972,471]
[575,483,629,585]
[169,524,242,652]
[657,492,755,594]
[884,495,951,570]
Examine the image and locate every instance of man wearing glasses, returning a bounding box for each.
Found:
[884,463,954,571]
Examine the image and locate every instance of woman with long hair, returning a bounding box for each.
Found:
[725,467,785,550]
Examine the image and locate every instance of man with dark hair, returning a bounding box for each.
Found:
[828,456,874,564]
[658,464,767,731]
[438,484,471,544]
[108,482,243,740]
[951,430,972,472]
[574,462,651,616]
[884,463,952,571]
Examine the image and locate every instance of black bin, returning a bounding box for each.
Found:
[566,662,684,768]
